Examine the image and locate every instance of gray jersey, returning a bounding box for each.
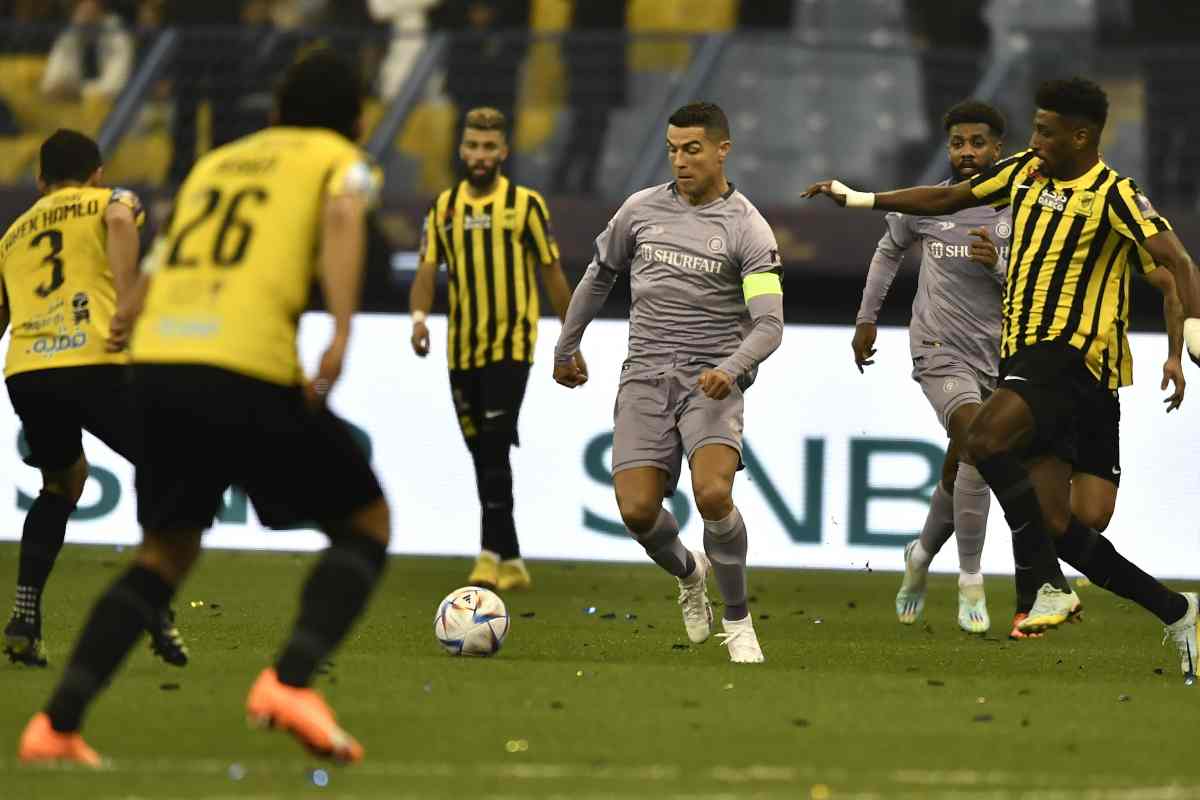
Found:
[856,187,1011,376]
[559,182,781,374]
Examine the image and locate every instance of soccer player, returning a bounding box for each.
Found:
[806,77,1200,678]
[855,100,1010,634]
[553,102,784,663]
[1010,249,1188,639]
[409,107,584,592]
[18,50,389,765]
[0,129,186,669]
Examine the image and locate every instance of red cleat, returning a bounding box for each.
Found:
[17,713,102,767]
[1009,613,1044,640]
[246,668,363,763]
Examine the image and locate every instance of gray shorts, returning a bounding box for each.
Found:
[612,363,744,495]
[912,349,996,433]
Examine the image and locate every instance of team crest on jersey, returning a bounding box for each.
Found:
[1076,190,1097,216]
[707,235,726,254]
[995,221,1011,239]
[500,209,518,229]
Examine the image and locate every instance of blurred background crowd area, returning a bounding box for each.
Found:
[1,0,1198,325]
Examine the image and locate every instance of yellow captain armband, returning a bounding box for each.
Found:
[743,272,783,303]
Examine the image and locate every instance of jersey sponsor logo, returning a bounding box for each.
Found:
[995,221,1012,239]
[28,331,87,356]
[928,241,973,260]
[637,243,723,274]
[938,221,955,231]
[72,292,90,325]
[1037,188,1068,213]
[464,213,492,231]
[707,235,726,254]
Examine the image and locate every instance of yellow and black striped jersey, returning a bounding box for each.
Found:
[421,176,559,371]
[969,150,1170,387]
[1097,245,1156,389]
[132,127,380,386]
[0,185,144,377]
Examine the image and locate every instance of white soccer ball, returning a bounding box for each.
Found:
[434,586,509,656]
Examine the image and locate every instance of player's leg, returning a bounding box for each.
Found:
[896,440,955,623]
[450,369,499,587]
[1070,474,1117,533]
[20,527,203,765]
[946,402,991,633]
[476,363,532,592]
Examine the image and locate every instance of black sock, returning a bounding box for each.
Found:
[44,565,174,732]
[1056,517,1188,625]
[473,433,519,560]
[1011,534,1039,615]
[12,491,76,627]
[975,453,1071,593]
[276,533,388,688]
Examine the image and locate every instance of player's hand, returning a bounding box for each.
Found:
[801,180,847,206]
[306,337,347,407]
[968,227,999,269]
[852,322,877,373]
[572,350,588,381]
[1161,355,1186,412]
[554,357,587,388]
[411,320,430,357]
[698,368,736,400]
[106,304,140,352]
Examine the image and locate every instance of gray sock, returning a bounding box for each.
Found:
[703,506,748,621]
[916,482,956,565]
[953,462,990,576]
[632,509,694,579]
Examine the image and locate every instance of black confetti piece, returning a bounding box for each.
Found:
[671,643,689,650]
[972,714,993,723]
[520,612,536,618]
[791,718,810,728]
[927,679,944,687]
[160,682,181,691]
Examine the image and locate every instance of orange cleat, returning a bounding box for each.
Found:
[245,668,363,763]
[1009,613,1044,640]
[17,712,102,767]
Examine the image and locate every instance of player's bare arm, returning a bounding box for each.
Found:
[541,258,587,378]
[408,255,437,357]
[311,191,368,403]
[803,178,981,217]
[1144,266,1186,411]
[103,200,140,351]
[851,322,877,372]
[1140,229,1200,364]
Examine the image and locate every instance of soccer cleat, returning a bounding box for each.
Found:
[149,608,189,667]
[1162,592,1199,684]
[4,617,47,667]
[496,558,531,592]
[1008,612,1044,640]
[957,581,990,634]
[1018,584,1077,633]
[895,540,928,625]
[467,551,500,590]
[716,614,765,663]
[677,551,713,644]
[17,712,101,767]
[246,668,363,763]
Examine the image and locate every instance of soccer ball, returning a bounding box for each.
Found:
[434,586,509,656]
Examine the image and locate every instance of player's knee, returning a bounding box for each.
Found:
[138,530,203,586]
[965,422,1007,465]
[1074,505,1114,533]
[346,497,391,547]
[692,479,733,521]
[1042,505,1071,538]
[940,460,959,493]
[43,457,89,505]
[616,494,660,535]
[480,465,513,507]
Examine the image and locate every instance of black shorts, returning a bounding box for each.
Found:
[1074,384,1121,486]
[448,361,531,446]
[134,364,383,532]
[997,342,1098,466]
[6,365,141,471]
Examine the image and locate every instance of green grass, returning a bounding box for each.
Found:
[1,542,1198,799]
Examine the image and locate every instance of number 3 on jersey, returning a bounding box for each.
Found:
[167,187,269,268]
[30,229,65,297]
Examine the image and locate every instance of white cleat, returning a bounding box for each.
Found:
[895,540,928,624]
[957,580,990,634]
[716,614,764,663]
[1018,583,1076,633]
[1163,592,1199,685]
[677,551,713,644]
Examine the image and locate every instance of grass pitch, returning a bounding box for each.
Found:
[1,542,1199,799]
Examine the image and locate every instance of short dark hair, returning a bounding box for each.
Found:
[943,99,1006,138]
[668,101,730,142]
[1035,77,1108,131]
[40,129,101,185]
[276,48,363,141]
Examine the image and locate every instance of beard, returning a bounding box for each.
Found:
[465,163,499,188]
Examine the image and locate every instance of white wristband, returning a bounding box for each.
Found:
[831,180,876,209]
[1185,317,1200,359]
[412,310,428,325]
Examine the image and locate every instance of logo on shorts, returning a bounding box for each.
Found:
[1112,465,1122,476]
[995,221,1011,239]
[943,378,957,394]
[707,235,726,254]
